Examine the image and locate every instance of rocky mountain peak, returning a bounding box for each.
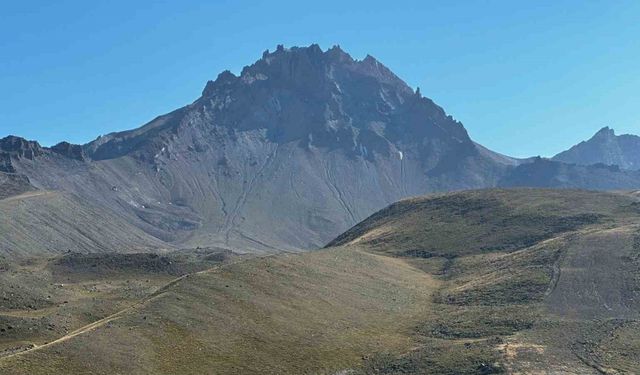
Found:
[85,44,474,168]
[0,135,43,160]
[6,44,640,254]
[592,126,615,139]
[202,44,411,98]
[553,126,640,170]
[51,141,86,161]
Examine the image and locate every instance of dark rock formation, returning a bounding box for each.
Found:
[50,142,86,161]
[0,136,43,160]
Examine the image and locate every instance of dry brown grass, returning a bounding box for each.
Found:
[0,247,439,374]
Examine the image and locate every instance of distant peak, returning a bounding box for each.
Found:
[593,126,615,139]
[216,70,237,81]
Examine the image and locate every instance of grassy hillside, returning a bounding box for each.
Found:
[0,249,232,359]
[332,189,640,374]
[0,247,437,374]
[1,188,639,374]
[328,189,631,256]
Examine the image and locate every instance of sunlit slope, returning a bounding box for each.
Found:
[330,188,640,373]
[2,188,639,374]
[329,188,634,256]
[0,247,437,374]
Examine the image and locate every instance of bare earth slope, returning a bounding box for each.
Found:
[1,189,639,374]
[0,191,167,258]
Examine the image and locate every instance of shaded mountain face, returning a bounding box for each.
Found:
[0,45,512,254]
[553,126,640,170]
[2,45,640,255]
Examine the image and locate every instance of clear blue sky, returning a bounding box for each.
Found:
[1,0,638,157]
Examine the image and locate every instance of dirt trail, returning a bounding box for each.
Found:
[0,190,50,203]
[0,291,164,361]
[0,254,274,362]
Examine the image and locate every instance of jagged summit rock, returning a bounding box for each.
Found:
[553,126,640,170]
[89,44,472,166]
[0,136,44,173]
[51,141,86,161]
[594,126,615,137]
[0,135,43,160]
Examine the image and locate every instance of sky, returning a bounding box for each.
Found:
[1,0,639,158]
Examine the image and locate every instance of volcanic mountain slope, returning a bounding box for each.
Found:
[2,188,639,374]
[0,44,514,254]
[4,45,640,256]
[554,126,640,170]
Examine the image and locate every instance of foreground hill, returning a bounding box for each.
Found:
[2,189,638,374]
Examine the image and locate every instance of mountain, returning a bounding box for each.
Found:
[2,45,640,256]
[0,44,514,255]
[553,126,640,170]
[499,156,640,189]
[2,189,638,374]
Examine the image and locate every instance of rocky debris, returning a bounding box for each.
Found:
[0,343,35,357]
[49,249,233,278]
